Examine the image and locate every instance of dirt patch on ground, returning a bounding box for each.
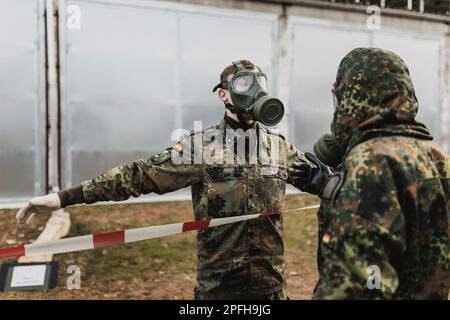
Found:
[0,194,320,300]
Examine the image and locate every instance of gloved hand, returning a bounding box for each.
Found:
[16,193,61,224]
[290,152,332,195]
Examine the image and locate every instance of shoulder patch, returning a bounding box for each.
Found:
[149,149,171,165]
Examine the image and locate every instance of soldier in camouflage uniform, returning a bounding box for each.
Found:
[16,60,326,300]
[296,48,449,299]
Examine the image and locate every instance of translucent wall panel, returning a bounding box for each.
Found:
[288,17,444,152]
[288,18,370,152]
[373,34,442,141]
[60,0,278,191]
[178,11,276,130]
[60,0,178,187]
[0,0,46,202]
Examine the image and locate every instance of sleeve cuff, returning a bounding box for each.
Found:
[57,185,84,208]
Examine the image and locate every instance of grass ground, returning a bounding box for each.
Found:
[0,193,320,300]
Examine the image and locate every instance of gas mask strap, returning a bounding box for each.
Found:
[232,61,247,74]
[212,81,229,93]
[224,102,236,113]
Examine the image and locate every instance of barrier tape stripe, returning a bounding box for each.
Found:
[0,204,320,259]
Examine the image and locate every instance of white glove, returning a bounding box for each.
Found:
[16,193,62,224]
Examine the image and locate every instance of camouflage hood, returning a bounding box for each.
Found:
[332,48,432,155]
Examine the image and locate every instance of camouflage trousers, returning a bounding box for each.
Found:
[194,286,287,300]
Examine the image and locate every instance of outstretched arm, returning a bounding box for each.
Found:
[17,143,202,223]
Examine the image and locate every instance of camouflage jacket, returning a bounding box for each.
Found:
[74,116,310,297]
[313,48,449,299]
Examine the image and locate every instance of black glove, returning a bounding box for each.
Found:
[290,152,332,195]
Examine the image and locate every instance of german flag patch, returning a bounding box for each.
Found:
[322,232,332,244]
[173,142,184,153]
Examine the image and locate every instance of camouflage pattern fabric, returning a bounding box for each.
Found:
[314,48,449,299]
[194,283,286,300]
[80,117,310,299]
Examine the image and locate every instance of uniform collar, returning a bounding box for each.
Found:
[223,113,256,131]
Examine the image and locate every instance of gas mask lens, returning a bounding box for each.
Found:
[233,74,253,92]
[257,74,268,90]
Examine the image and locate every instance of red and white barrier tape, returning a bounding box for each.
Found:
[0,204,319,260]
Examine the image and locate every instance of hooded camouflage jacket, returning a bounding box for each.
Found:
[65,116,310,298]
[313,48,449,299]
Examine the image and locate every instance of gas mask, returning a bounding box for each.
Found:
[313,133,344,168]
[213,61,284,126]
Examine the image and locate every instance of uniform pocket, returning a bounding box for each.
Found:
[207,166,244,182]
[205,166,245,217]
